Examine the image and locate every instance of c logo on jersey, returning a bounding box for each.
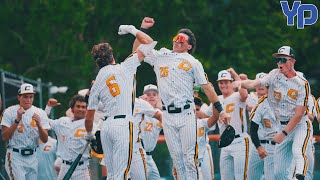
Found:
[226,103,235,113]
[198,127,204,137]
[74,129,86,137]
[273,91,282,102]
[287,89,298,99]
[30,119,37,127]
[178,61,192,71]
[264,119,271,128]
[160,66,169,78]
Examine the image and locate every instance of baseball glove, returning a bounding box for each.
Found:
[218,125,236,148]
[90,130,104,158]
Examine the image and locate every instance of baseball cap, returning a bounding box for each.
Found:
[272,46,295,58]
[18,83,36,95]
[143,84,158,94]
[78,89,89,97]
[255,72,267,79]
[217,70,233,81]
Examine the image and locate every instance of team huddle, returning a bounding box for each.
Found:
[1,16,319,180]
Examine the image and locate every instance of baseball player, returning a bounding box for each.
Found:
[237,46,311,180]
[246,72,269,180]
[132,17,230,180]
[317,97,320,124]
[139,84,163,179]
[249,94,279,180]
[37,136,58,180]
[49,95,91,180]
[205,68,250,180]
[1,83,50,180]
[195,97,217,180]
[85,25,156,179]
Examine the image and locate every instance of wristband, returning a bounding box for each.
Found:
[282,130,288,136]
[140,27,148,33]
[44,105,52,115]
[14,119,20,124]
[213,101,223,114]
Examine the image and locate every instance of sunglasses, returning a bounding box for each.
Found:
[172,35,188,43]
[274,57,289,63]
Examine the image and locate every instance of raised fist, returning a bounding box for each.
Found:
[141,17,155,29]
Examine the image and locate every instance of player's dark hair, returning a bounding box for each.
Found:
[194,97,203,107]
[69,95,86,109]
[178,28,196,54]
[91,42,114,68]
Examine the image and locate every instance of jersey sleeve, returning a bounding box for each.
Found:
[88,70,105,110]
[204,103,213,116]
[296,80,309,107]
[260,69,278,87]
[1,109,14,128]
[250,102,264,124]
[192,60,208,85]
[121,53,141,74]
[39,110,50,129]
[134,98,158,118]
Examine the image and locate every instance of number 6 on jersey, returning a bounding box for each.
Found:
[106,75,120,97]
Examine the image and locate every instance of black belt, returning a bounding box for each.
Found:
[12,148,36,156]
[260,140,276,145]
[63,160,84,166]
[104,115,126,120]
[162,104,191,113]
[235,134,240,138]
[146,151,153,156]
[280,121,289,125]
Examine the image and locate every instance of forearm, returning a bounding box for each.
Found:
[132,31,153,53]
[250,121,261,149]
[85,110,95,132]
[207,108,219,128]
[284,113,304,133]
[153,111,162,123]
[240,79,260,89]
[38,126,48,143]
[202,83,219,104]
[2,125,18,141]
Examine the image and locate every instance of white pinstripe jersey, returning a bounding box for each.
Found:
[250,96,280,141]
[1,105,50,149]
[308,95,318,118]
[197,118,215,160]
[133,98,161,152]
[49,118,90,161]
[247,92,266,140]
[260,69,309,123]
[88,53,140,116]
[145,48,208,107]
[206,92,247,135]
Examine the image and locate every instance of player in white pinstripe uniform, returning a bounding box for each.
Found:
[205,68,250,180]
[249,95,280,180]
[49,95,91,180]
[133,17,230,180]
[246,72,269,180]
[85,25,156,179]
[37,136,58,180]
[237,46,311,180]
[194,97,217,180]
[1,83,49,180]
[139,84,162,179]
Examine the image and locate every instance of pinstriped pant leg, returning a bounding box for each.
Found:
[248,145,264,180]
[274,137,292,179]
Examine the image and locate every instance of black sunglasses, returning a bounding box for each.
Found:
[274,57,289,63]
